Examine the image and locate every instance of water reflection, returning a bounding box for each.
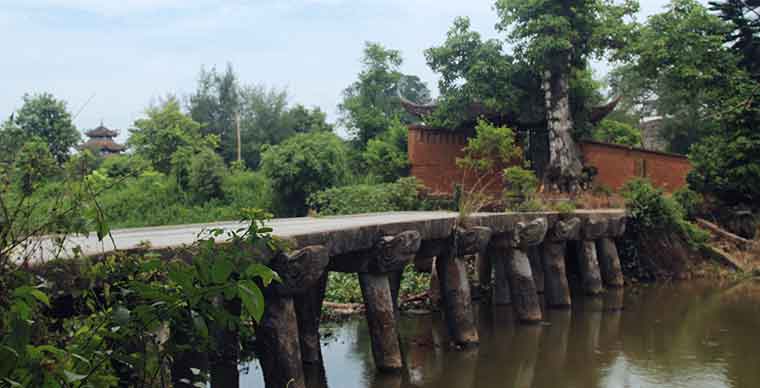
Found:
[241,280,760,388]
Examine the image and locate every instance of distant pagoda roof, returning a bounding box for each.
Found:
[81,138,126,152]
[85,124,119,138]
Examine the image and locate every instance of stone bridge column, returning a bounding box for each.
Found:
[436,226,492,347]
[487,242,511,306]
[596,216,626,288]
[257,245,330,388]
[329,230,422,372]
[542,217,580,308]
[501,218,548,323]
[578,217,606,296]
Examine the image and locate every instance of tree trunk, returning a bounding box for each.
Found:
[543,66,584,192]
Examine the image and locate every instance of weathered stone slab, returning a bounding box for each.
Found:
[547,217,581,242]
[269,245,329,296]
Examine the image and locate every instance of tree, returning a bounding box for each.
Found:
[494,0,638,191]
[340,42,431,147]
[237,85,292,168]
[593,119,641,146]
[425,17,543,130]
[188,64,241,163]
[260,132,349,216]
[610,0,738,153]
[710,0,760,79]
[187,148,227,203]
[129,98,207,174]
[363,119,409,182]
[285,104,333,133]
[9,93,80,165]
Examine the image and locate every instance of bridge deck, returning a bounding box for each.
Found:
[23,210,626,262]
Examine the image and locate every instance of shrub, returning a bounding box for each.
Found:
[363,119,409,182]
[503,166,539,211]
[307,177,422,216]
[221,170,273,212]
[260,132,349,216]
[622,178,708,248]
[552,201,577,214]
[187,148,226,203]
[672,187,703,220]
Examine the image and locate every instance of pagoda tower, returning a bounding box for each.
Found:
[81,122,126,157]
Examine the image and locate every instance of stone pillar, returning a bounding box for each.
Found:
[542,242,572,308]
[257,296,304,388]
[359,273,403,372]
[528,245,545,293]
[437,226,491,347]
[258,246,330,388]
[578,217,607,296]
[596,238,624,288]
[357,231,421,371]
[506,248,542,323]
[294,273,327,365]
[542,217,579,308]
[499,218,548,323]
[489,245,511,305]
[577,241,604,295]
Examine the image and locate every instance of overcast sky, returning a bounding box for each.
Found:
[1,0,683,139]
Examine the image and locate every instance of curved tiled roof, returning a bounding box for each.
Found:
[85,125,119,138]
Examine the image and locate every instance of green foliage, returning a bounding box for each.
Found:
[458,120,521,174]
[260,132,350,216]
[362,119,409,182]
[672,187,703,219]
[622,178,708,247]
[495,0,639,70]
[709,0,760,79]
[340,42,431,147]
[1,209,279,387]
[424,17,544,129]
[13,138,59,195]
[323,265,430,305]
[129,98,207,174]
[688,132,760,206]
[611,0,742,153]
[324,272,363,304]
[503,166,539,210]
[187,148,227,203]
[592,119,642,146]
[552,201,577,214]
[8,93,81,164]
[188,63,241,163]
[307,177,422,216]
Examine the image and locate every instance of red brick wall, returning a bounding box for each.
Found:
[580,140,691,192]
[408,126,471,195]
[408,126,691,195]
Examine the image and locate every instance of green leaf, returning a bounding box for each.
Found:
[140,259,161,272]
[211,258,234,284]
[244,263,280,286]
[112,306,131,326]
[168,267,195,290]
[191,311,209,339]
[238,280,265,322]
[28,289,50,307]
[64,370,87,383]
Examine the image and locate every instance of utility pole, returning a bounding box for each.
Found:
[235,112,242,163]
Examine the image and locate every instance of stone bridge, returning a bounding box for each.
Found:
[28,210,627,388]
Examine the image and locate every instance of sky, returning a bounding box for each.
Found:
[1,0,683,140]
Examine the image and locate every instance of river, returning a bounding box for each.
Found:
[242,279,760,388]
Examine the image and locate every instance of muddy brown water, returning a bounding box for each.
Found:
[241,280,760,388]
